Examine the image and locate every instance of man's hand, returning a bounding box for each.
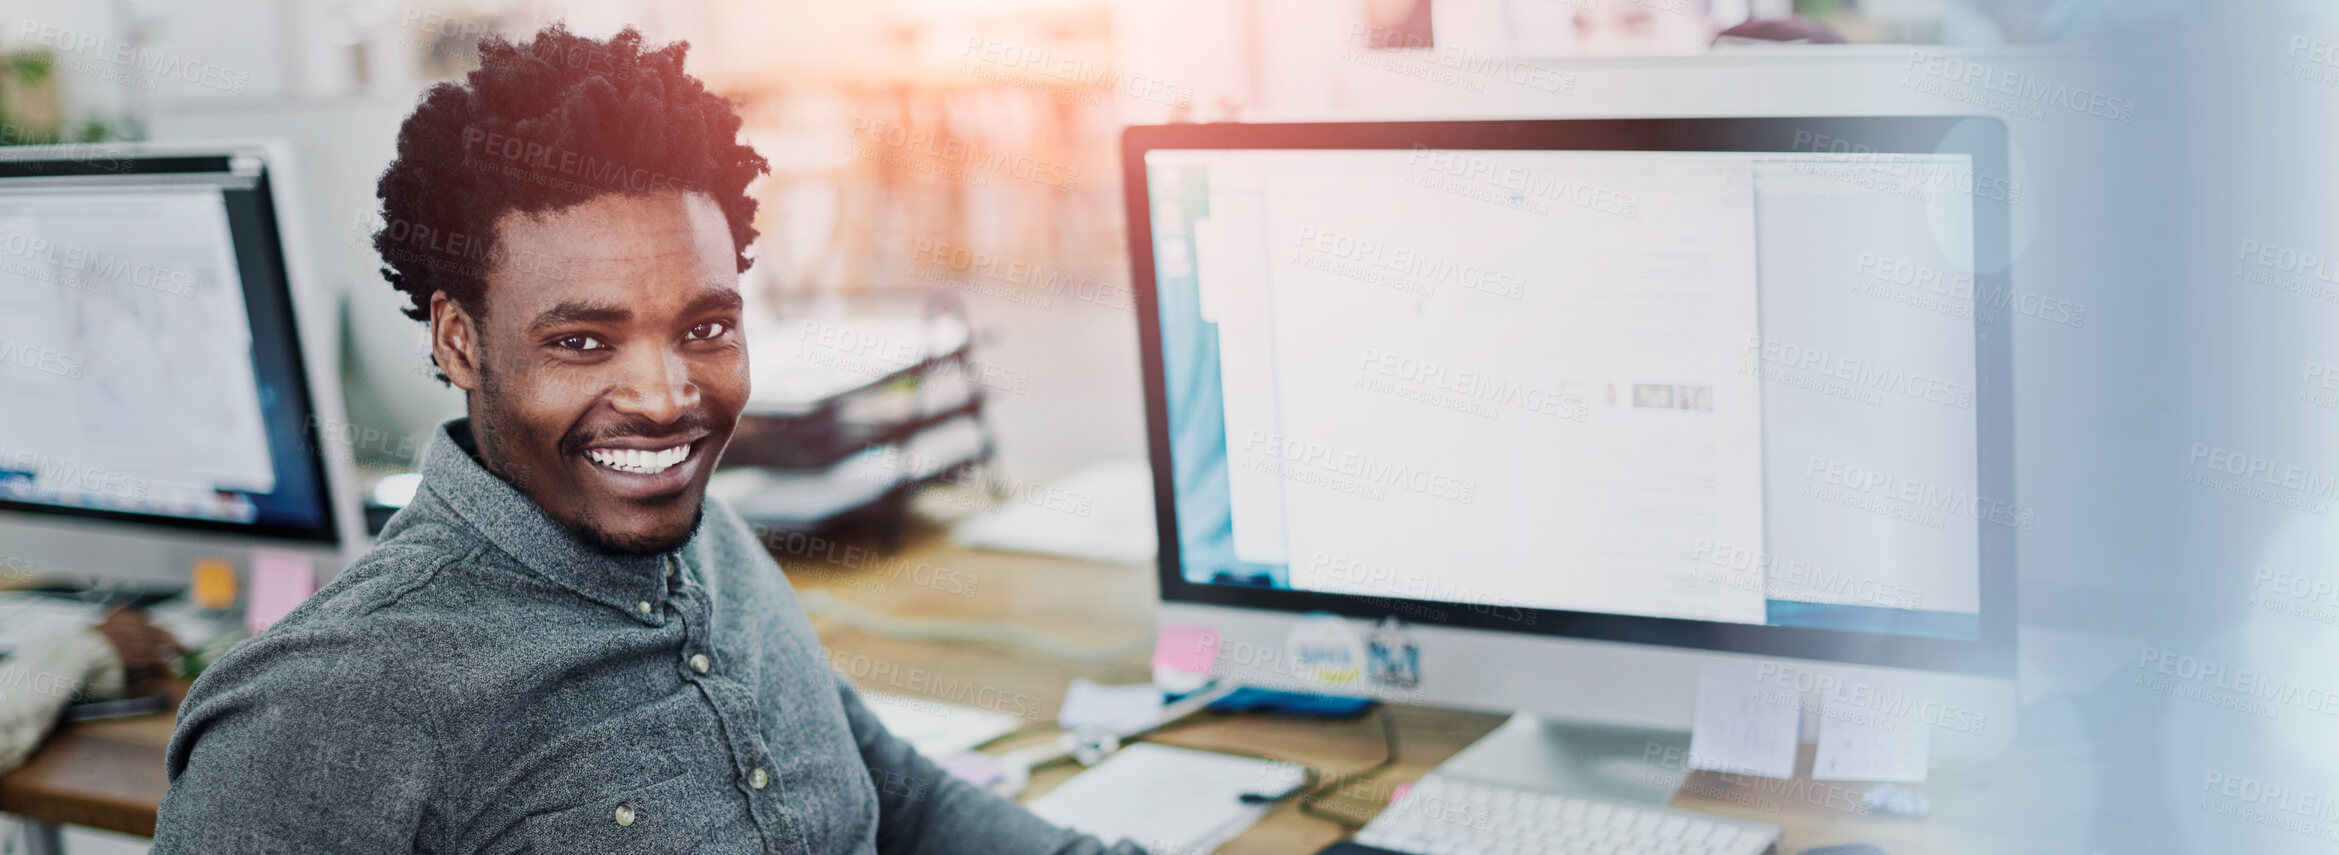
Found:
[92,608,185,693]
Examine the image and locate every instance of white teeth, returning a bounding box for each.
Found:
[587,444,690,475]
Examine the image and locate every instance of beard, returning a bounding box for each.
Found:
[563,504,705,557]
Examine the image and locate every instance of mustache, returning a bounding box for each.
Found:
[561,411,711,456]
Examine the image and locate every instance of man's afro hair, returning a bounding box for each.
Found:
[372,23,769,322]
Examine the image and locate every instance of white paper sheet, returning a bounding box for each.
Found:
[953,459,1157,564]
[1686,661,1800,779]
[0,595,104,656]
[1028,743,1306,855]
[1811,697,1931,782]
[1058,678,1164,734]
[860,690,1024,760]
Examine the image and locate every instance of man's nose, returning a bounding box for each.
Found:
[609,345,699,424]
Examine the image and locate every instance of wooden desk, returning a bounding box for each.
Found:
[788,542,2051,854]
[0,681,182,854]
[0,539,2049,853]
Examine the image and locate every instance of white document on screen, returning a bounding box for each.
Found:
[0,189,277,507]
[1232,151,1768,625]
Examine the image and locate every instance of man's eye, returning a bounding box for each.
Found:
[557,335,604,351]
[687,321,730,341]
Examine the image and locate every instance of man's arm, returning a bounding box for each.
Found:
[151,626,443,854]
[835,675,1147,855]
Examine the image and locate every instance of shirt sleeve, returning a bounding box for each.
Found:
[0,629,123,774]
[835,675,1149,855]
[151,625,445,854]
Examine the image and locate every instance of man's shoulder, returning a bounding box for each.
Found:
[180,524,517,716]
[291,513,574,630]
[308,525,474,614]
[188,548,468,701]
[166,577,464,784]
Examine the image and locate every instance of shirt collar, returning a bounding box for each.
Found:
[417,418,687,623]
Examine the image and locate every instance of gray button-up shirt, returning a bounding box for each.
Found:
[153,420,1139,855]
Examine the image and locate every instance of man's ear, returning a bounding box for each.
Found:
[429,292,484,392]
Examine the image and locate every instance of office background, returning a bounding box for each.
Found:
[2,0,2333,853]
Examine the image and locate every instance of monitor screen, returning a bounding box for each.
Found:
[1143,142,1992,643]
[0,155,338,542]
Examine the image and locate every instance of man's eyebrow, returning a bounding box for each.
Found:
[527,300,631,333]
[682,289,744,317]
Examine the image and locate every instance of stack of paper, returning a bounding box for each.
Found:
[1057,678,1165,733]
[861,691,1024,760]
[1028,743,1306,855]
[0,594,105,656]
[954,459,1157,564]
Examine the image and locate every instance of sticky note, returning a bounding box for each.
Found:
[192,558,237,610]
[1812,697,1930,782]
[245,548,316,635]
[1152,623,1219,674]
[1686,662,1800,779]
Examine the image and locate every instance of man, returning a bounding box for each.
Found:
[153,24,1138,855]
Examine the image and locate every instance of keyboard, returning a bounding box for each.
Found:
[1350,774,1782,855]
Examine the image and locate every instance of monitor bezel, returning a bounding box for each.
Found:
[1122,117,2016,677]
[0,150,343,544]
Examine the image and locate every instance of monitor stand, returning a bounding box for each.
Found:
[1429,711,1691,806]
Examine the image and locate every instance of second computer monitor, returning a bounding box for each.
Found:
[0,143,360,589]
[1127,118,2015,692]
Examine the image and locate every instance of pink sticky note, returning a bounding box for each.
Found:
[1152,623,1220,673]
[245,547,316,635]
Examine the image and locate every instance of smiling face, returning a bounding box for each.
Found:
[430,191,748,555]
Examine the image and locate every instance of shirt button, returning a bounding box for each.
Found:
[614,804,636,827]
[664,557,677,578]
[636,601,653,616]
[690,653,711,674]
[749,767,769,790]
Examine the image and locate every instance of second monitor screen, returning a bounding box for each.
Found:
[1147,147,1984,640]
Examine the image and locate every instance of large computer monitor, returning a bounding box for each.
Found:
[0,143,361,593]
[1123,118,2018,783]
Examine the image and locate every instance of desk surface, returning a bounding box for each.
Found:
[0,683,181,837]
[782,542,2062,854]
[0,538,2063,852]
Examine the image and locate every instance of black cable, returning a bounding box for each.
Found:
[1237,762,1322,805]
[1294,706,1401,829]
[1138,708,1226,738]
[978,720,1063,751]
